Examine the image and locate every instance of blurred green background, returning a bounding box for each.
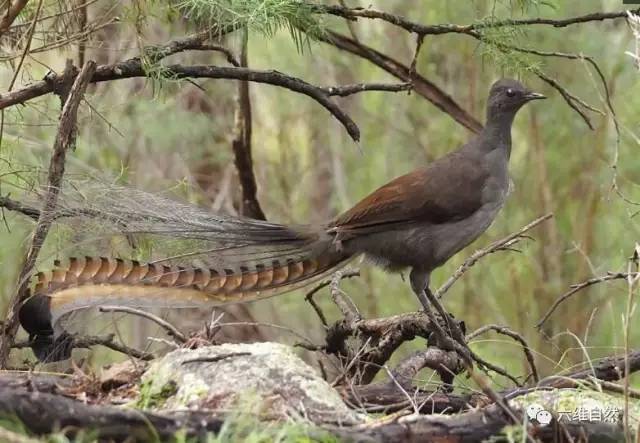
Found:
[0,0,639,391]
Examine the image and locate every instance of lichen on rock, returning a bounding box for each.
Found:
[138,342,366,425]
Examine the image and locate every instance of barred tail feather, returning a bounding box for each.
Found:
[19,240,351,358]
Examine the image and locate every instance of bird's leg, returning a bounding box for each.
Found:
[410,268,472,364]
[409,268,453,345]
[409,268,452,331]
[422,286,466,346]
[409,268,432,311]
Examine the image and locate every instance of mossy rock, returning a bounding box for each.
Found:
[137,342,366,425]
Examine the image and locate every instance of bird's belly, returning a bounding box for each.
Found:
[352,201,505,272]
[427,202,503,266]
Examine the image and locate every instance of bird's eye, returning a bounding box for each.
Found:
[506,88,516,97]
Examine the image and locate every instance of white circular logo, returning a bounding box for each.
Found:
[526,403,552,426]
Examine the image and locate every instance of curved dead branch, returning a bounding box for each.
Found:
[317,31,483,134]
[0,60,96,367]
[536,272,634,328]
[467,324,539,384]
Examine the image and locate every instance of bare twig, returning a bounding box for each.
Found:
[98,306,187,344]
[330,269,362,324]
[305,270,360,327]
[383,364,420,415]
[466,324,539,383]
[536,272,634,328]
[534,70,596,129]
[142,32,239,65]
[0,60,96,367]
[436,213,553,299]
[7,0,99,31]
[331,337,372,387]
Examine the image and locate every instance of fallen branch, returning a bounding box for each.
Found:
[13,333,154,361]
[0,386,225,441]
[335,402,624,443]
[389,348,464,389]
[539,349,640,388]
[324,310,439,384]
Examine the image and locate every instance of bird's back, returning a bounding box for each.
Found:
[330,138,510,272]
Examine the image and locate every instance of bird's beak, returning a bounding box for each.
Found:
[525,91,546,101]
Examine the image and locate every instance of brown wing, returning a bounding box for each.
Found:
[331,149,489,236]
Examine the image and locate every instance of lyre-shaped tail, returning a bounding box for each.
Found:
[19,244,350,360]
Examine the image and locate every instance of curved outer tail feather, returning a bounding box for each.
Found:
[20,245,350,360]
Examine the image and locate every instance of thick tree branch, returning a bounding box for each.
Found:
[0,59,363,142]
[0,0,29,37]
[318,30,483,134]
[541,350,640,387]
[318,4,640,36]
[0,386,225,441]
[323,82,412,97]
[0,195,40,220]
[231,29,265,220]
[318,5,634,130]
[0,60,96,367]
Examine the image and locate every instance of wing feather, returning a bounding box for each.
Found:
[331,150,489,237]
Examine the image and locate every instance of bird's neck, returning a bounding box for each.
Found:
[478,113,515,158]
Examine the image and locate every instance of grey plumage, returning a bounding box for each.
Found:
[328,78,545,304]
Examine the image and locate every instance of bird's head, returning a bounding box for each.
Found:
[486,78,545,122]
